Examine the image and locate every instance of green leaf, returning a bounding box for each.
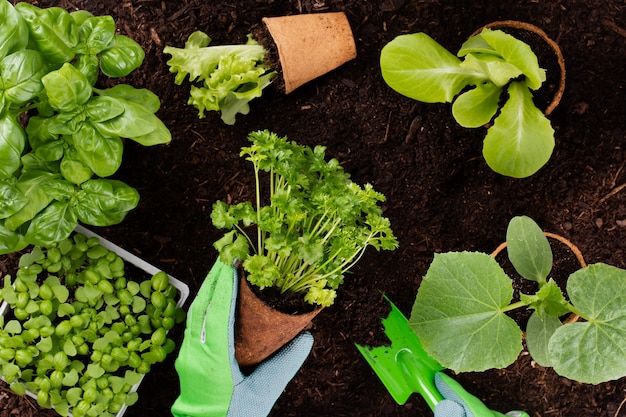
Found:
[73,123,123,177]
[0,50,47,104]
[74,179,139,226]
[380,33,487,103]
[63,369,79,386]
[66,387,82,405]
[132,296,146,314]
[548,263,626,383]
[5,320,22,334]
[93,98,170,145]
[451,82,501,128]
[520,279,570,317]
[526,310,562,367]
[25,200,78,246]
[482,81,555,178]
[63,339,77,356]
[77,15,115,55]
[86,363,105,378]
[478,29,546,90]
[459,53,523,87]
[212,230,250,266]
[41,63,92,112]
[15,3,79,65]
[36,336,53,352]
[409,252,522,372]
[97,84,162,113]
[9,381,26,396]
[506,215,552,284]
[0,115,26,179]
[99,34,145,77]
[0,181,28,218]
[0,0,28,59]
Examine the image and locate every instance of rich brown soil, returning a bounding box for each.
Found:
[2,0,626,416]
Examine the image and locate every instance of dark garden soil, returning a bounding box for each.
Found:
[2,0,626,416]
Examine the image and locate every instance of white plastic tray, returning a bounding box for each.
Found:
[0,226,190,417]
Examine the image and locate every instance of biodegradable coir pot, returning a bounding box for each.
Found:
[262,12,357,93]
[234,273,322,368]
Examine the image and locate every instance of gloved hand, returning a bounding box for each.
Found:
[171,258,314,417]
[434,372,528,417]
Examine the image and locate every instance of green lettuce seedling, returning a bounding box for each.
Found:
[210,130,398,307]
[380,29,555,178]
[0,1,171,254]
[163,31,276,125]
[408,215,626,384]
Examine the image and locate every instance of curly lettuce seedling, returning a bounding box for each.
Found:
[164,31,276,125]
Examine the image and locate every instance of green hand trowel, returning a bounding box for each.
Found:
[356,297,530,417]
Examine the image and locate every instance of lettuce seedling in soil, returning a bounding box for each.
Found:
[163,31,275,125]
[0,1,171,254]
[409,215,626,384]
[210,130,399,307]
[380,28,555,178]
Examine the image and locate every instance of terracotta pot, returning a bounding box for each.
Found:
[491,231,586,324]
[471,20,566,116]
[234,274,322,368]
[262,12,357,94]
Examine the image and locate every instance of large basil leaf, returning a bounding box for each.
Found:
[76,15,115,55]
[25,200,78,246]
[94,99,172,145]
[0,180,28,218]
[97,84,161,113]
[73,53,99,86]
[99,35,144,77]
[75,179,139,226]
[41,63,92,112]
[73,123,123,177]
[0,221,27,254]
[15,3,78,65]
[0,115,26,179]
[84,96,125,122]
[0,50,47,105]
[0,0,28,59]
[4,170,62,230]
[25,116,59,150]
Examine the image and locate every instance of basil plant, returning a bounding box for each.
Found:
[0,1,171,254]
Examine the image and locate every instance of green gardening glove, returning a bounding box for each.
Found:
[171,258,314,417]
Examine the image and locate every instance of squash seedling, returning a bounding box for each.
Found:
[408,216,626,384]
[381,25,563,178]
[0,1,171,254]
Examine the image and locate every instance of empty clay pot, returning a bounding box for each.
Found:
[262,12,357,94]
[234,274,322,368]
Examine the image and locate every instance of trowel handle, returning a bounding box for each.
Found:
[396,348,443,410]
